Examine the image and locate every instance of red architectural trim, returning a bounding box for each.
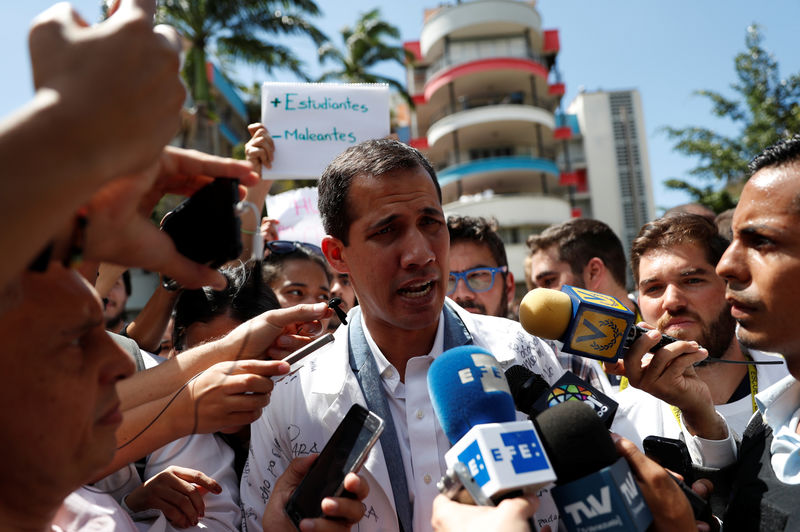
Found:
[424,57,548,102]
[553,126,572,140]
[410,137,429,150]
[543,30,560,53]
[404,41,423,62]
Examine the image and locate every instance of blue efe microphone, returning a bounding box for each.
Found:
[428,345,517,444]
[428,346,555,502]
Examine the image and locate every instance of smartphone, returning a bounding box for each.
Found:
[161,178,242,268]
[284,404,384,528]
[642,435,693,483]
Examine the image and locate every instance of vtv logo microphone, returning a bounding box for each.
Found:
[620,472,639,505]
[563,486,613,525]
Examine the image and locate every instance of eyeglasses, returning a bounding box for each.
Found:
[447,266,508,295]
[265,240,324,257]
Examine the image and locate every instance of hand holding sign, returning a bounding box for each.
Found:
[261,82,390,179]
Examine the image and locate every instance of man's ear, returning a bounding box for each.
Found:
[322,236,349,274]
[583,257,606,291]
[504,270,516,308]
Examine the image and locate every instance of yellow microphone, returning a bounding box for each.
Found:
[519,286,641,362]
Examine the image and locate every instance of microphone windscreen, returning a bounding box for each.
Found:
[428,345,517,444]
[533,401,618,484]
[505,365,550,416]
[519,288,572,340]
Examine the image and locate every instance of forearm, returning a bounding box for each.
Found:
[117,341,224,411]
[95,263,128,299]
[126,283,179,352]
[238,179,272,261]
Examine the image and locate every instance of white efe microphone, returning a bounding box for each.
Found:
[427,346,556,502]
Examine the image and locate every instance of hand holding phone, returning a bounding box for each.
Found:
[284,404,384,528]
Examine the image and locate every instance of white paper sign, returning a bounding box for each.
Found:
[261,82,390,179]
[265,187,326,246]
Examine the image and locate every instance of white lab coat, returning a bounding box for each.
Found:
[240,299,564,532]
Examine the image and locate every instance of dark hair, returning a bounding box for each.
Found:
[447,216,508,268]
[749,134,800,175]
[317,138,441,244]
[715,208,735,241]
[121,270,131,296]
[173,263,279,350]
[630,213,730,285]
[663,203,716,222]
[527,218,627,288]
[261,245,332,287]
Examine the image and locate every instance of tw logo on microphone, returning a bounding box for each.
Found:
[562,472,642,525]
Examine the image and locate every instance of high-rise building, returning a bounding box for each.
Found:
[566,89,655,251]
[403,0,654,289]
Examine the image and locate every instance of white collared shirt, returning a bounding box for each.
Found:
[756,374,800,483]
[361,311,451,532]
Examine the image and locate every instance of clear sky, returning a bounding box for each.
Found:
[4,1,799,212]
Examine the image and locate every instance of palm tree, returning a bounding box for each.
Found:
[317,8,414,106]
[157,0,327,150]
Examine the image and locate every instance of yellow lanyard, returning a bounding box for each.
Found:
[670,356,758,427]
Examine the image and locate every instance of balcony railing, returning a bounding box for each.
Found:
[427,91,558,124]
[426,47,551,85]
[433,149,558,174]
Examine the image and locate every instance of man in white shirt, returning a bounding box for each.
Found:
[611,213,788,458]
[714,134,800,530]
[240,139,564,532]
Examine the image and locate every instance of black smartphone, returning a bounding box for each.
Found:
[643,435,694,483]
[643,436,715,523]
[284,404,384,528]
[161,178,242,268]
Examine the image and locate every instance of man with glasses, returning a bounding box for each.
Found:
[447,216,514,318]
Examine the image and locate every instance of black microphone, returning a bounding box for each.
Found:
[533,401,652,531]
[505,365,550,416]
[505,366,618,428]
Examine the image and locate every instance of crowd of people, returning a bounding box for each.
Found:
[4,1,800,531]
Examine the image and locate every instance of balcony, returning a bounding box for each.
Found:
[437,155,559,187]
[427,104,556,149]
[420,0,542,59]
[426,47,551,86]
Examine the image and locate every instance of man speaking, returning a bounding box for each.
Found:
[240,140,563,531]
